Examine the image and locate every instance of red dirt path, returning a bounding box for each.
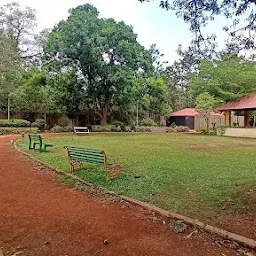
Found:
[0,135,237,256]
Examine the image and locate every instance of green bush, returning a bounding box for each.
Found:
[0,127,33,135]
[111,125,122,132]
[136,126,153,132]
[176,126,190,132]
[91,125,112,132]
[198,128,216,135]
[166,127,175,133]
[125,126,132,132]
[31,119,45,130]
[166,126,190,133]
[111,121,124,127]
[140,118,158,127]
[0,119,31,127]
[50,125,73,133]
[130,124,136,131]
[58,119,69,127]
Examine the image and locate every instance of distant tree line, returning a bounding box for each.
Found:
[1,2,256,127]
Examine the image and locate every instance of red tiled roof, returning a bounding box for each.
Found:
[171,108,199,117]
[171,108,223,117]
[216,92,256,111]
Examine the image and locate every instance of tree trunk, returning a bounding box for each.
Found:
[98,101,109,126]
[205,117,209,132]
[44,112,47,130]
[100,115,107,126]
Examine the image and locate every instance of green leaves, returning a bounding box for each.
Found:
[190,53,256,103]
[44,4,153,124]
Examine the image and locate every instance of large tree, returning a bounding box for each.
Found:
[0,2,37,58]
[45,4,153,125]
[189,53,256,103]
[46,70,86,124]
[10,70,57,119]
[0,35,21,114]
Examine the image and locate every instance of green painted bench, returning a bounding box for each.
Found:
[64,146,121,181]
[29,129,38,134]
[28,135,53,152]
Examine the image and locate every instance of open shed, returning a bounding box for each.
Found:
[168,108,224,130]
[216,91,256,127]
[169,108,197,129]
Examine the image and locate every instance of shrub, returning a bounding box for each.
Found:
[111,125,121,132]
[120,124,126,132]
[176,126,190,132]
[198,128,216,135]
[91,125,112,132]
[140,118,158,127]
[166,127,175,133]
[0,119,31,127]
[130,124,136,131]
[166,126,190,133]
[31,119,45,130]
[125,126,132,132]
[136,126,153,132]
[170,122,177,128]
[111,121,124,127]
[58,119,69,127]
[0,127,33,135]
[50,125,73,133]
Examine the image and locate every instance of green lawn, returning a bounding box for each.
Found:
[17,133,256,221]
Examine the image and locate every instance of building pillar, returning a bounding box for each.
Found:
[225,110,231,126]
[244,110,250,127]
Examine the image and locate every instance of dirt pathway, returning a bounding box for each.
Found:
[0,135,237,256]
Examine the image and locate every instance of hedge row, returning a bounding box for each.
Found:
[166,126,190,133]
[0,119,31,127]
[91,125,154,132]
[0,127,37,135]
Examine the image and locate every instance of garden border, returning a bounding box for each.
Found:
[13,139,256,251]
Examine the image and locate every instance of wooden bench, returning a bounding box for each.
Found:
[29,135,53,152]
[64,146,121,181]
[73,127,89,135]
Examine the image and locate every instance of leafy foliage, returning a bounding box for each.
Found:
[31,119,45,130]
[10,70,56,115]
[0,2,37,57]
[0,119,30,127]
[44,4,153,125]
[140,118,158,127]
[190,53,256,103]
[196,92,221,132]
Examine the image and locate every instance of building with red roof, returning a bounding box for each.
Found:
[169,108,224,130]
[216,91,256,127]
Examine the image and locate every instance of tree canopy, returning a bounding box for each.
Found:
[44,4,153,125]
[190,53,256,103]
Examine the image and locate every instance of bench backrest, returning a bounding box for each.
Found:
[29,134,42,141]
[64,146,107,165]
[74,127,89,132]
[29,129,38,134]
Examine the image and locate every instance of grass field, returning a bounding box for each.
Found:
[17,133,256,221]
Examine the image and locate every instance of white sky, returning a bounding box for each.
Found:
[1,0,231,63]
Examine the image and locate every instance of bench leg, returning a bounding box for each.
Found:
[105,164,121,181]
[33,142,42,151]
[70,160,83,171]
[43,145,53,152]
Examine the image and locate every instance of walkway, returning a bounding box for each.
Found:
[0,135,235,256]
